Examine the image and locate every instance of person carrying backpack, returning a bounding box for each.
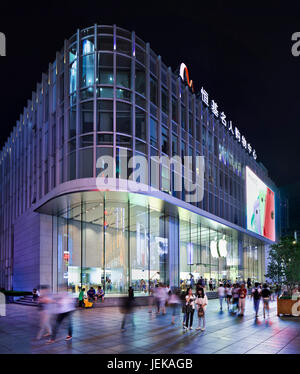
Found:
[251,282,261,318]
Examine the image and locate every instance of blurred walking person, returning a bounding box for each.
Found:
[36,285,53,340]
[262,284,271,319]
[168,289,181,325]
[159,284,168,315]
[121,286,135,331]
[47,288,76,343]
[195,287,208,331]
[251,282,261,318]
[226,284,233,310]
[184,288,195,330]
[148,283,155,313]
[231,284,240,314]
[154,285,160,314]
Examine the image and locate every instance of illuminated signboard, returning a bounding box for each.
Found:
[246,167,275,241]
[179,62,257,161]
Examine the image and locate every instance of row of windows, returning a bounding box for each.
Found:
[67,99,245,181]
[63,146,244,226]
[67,54,253,182]
[70,25,146,49]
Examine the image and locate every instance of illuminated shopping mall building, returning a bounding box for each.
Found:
[0,25,278,293]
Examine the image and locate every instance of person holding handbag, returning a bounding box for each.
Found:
[195,287,208,331]
[185,288,195,330]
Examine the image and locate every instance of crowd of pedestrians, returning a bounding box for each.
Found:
[171,278,279,332]
[32,277,284,344]
[146,277,277,333]
[215,279,275,319]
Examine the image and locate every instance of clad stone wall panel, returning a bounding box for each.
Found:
[13,210,40,291]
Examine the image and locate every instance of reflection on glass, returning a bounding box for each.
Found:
[70,61,77,94]
[116,55,131,88]
[97,87,113,98]
[55,194,263,296]
[136,108,146,141]
[97,53,114,84]
[82,39,94,55]
[116,102,131,134]
[116,88,131,101]
[81,54,95,87]
[97,100,113,132]
[80,101,93,134]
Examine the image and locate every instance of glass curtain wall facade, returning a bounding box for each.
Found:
[51,192,265,296]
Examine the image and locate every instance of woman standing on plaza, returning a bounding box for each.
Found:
[184,288,196,330]
[195,287,208,331]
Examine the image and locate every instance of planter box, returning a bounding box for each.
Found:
[277,298,300,316]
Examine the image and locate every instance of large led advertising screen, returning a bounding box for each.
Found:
[246,167,275,241]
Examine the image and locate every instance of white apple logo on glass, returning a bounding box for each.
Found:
[210,236,227,258]
[219,236,227,257]
[210,239,219,258]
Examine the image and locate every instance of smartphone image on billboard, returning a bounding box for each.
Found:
[246,167,275,241]
[264,187,275,241]
[250,198,262,235]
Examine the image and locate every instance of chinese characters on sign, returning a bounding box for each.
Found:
[180,62,257,161]
[199,87,257,160]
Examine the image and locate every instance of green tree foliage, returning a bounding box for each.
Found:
[266,237,300,284]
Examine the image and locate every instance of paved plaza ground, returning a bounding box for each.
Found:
[0,298,300,354]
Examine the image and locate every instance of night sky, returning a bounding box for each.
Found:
[0,1,299,187]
